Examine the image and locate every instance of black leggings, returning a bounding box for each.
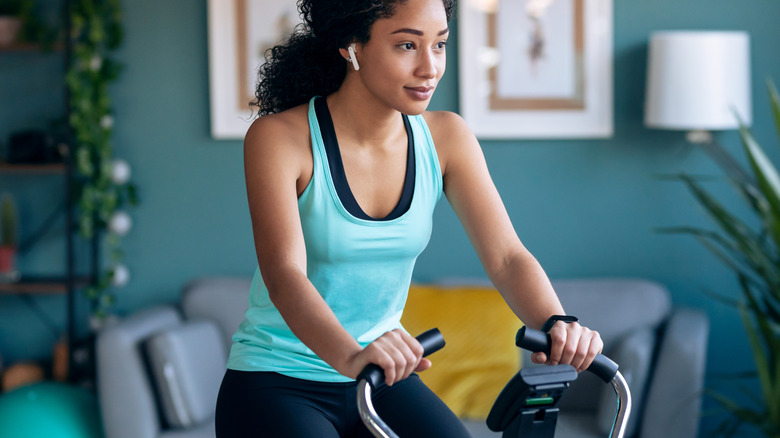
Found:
[215,369,472,438]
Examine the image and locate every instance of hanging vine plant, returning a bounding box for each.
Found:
[66,0,137,320]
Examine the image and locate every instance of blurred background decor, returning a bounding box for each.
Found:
[659,80,780,436]
[67,0,137,321]
[0,0,30,46]
[0,193,19,281]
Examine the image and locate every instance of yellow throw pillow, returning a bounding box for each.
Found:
[401,284,523,420]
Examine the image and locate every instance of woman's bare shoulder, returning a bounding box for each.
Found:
[243,103,311,164]
[245,104,310,146]
[421,111,474,144]
[421,110,467,129]
[421,110,479,167]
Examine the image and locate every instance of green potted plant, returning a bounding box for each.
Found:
[0,0,32,46]
[68,0,135,320]
[0,193,17,277]
[662,80,780,436]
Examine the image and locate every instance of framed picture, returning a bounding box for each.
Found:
[458,0,613,139]
[207,0,300,139]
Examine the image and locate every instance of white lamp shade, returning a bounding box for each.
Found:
[645,31,751,130]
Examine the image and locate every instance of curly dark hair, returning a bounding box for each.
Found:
[252,0,456,116]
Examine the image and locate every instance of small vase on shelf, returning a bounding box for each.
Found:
[0,194,18,281]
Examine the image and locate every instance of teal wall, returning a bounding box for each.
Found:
[3,0,780,432]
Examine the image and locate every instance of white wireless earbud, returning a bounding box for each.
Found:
[347,43,360,71]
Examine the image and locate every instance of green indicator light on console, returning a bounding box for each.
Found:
[525,397,555,406]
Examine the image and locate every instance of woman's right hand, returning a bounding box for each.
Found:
[344,329,432,386]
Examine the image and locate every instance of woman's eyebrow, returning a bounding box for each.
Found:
[390,28,450,36]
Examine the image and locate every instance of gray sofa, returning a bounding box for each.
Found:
[95,277,708,438]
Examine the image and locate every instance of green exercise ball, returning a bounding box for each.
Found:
[0,381,103,438]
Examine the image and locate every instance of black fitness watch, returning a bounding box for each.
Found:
[541,315,579,333]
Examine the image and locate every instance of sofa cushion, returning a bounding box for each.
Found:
[596,327,656,437]
[401,284,522,420]
[551,278,670,346]
[640,309,709,438]
[180,276,252,351]
[145,320,226,429]
[97,306,183,438]
[550,278,670,411]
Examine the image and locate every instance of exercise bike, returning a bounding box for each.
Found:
[357,328,631,438]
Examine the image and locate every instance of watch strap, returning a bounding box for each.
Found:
[541,315,579,333]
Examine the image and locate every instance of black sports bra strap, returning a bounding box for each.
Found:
[314,97,415,221]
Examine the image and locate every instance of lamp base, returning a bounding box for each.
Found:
[685,130,713,144]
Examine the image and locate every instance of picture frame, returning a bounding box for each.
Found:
[207,0,299,139]
[458,0,613,139]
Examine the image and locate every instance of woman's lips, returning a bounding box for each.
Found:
[405,86,434,101]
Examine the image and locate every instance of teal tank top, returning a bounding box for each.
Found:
[226,97,443,382]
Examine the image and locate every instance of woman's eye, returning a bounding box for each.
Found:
[436,41,447,49]
[401,42,414,50]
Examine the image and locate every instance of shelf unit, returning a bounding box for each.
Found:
[0,43,64,53]
[0,159,83,381]
[0,276,90,295]
[0,0,90,382]
[0,163,67,173]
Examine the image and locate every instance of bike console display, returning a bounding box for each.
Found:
[486,364,578,438]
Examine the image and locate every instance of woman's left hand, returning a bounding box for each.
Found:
[530,322,603,373]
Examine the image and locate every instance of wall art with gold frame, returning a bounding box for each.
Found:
[458,0,613,139]
[207,0,299,139]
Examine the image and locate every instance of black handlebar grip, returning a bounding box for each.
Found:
[358,328,446,388]
[515,326,619,383]
[416,328,446,357]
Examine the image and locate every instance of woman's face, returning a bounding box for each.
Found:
[355,0,449,115]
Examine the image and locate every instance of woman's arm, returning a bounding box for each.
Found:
[425,111,602,372]
[243,111,427,384]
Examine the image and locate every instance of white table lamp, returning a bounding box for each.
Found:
[644,30,751,143]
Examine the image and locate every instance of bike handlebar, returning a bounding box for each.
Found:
[357,328,446,389]
[515,326,619,383]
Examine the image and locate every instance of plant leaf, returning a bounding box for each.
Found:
[738,301,773,417]
[697,235,761,286]
[768,79,780,149]
[680,175,780,288]
[702,287,742,309]
[763,294,780,326]
[698,140,756,188]
[657,226,759,283]
[707,388,765,429]
[739,121,780,253]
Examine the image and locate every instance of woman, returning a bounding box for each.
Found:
[215,0,603,436]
